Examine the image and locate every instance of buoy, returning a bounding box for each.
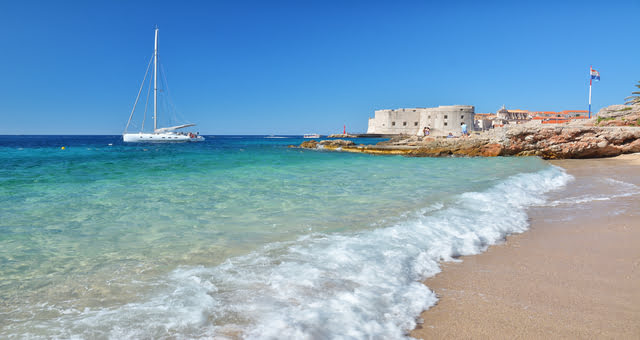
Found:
[61,146,66,150]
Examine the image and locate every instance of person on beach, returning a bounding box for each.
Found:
[423,127,430,136]
[461,122,468,137]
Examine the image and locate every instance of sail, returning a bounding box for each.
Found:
[154,124,196,133]
[123,27,204,143]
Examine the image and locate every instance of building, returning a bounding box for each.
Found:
[473,106,533,128]
[530,110,589,124]
[367,105,475,136]
[473,113,496,130]
[495,106,531,123]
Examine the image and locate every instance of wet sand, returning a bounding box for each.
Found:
[411,154,640,339]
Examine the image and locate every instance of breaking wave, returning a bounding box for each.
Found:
[16,166,572,339]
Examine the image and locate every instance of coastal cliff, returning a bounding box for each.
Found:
[299,105,640,159]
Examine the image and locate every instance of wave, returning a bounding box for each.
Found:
[546,177,639,206]
[16,166,572,339]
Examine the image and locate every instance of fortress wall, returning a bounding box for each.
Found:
[367,118,376,133]
[367,109,422,134]
[419,105,475,136]
[367,105,475,136]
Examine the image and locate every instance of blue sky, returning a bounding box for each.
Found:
[1,0,638,135]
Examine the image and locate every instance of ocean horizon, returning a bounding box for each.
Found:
[1,135,572,338]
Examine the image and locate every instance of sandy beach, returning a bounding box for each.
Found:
[411,154,640,339]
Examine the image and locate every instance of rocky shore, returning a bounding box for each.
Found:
[298,105,640,159]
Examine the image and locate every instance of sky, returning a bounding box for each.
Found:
[1,0,639,135]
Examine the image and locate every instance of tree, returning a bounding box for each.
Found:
[624,81,640,105]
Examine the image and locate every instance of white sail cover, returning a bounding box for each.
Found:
[154,124,196,133]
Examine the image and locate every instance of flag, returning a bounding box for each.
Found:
[590,68,600,81]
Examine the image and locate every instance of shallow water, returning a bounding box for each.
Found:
[0,135,569,338]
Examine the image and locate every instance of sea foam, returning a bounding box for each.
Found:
[18,166,572,339]
[546,177,639,207]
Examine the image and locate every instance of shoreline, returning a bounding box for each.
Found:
[300,125,640,159]
[410,153,640,338]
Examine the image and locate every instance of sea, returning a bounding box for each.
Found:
[0,135,573,339]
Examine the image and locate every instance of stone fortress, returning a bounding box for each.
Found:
[367,105,475,136]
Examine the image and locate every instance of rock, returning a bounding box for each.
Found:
[407,126,640,158]
[597,104,640,118]
[299,139,355,150]
[479,143,504,157]
[300,140,318,149]
[327,133,358,138]
[501,126,640,158]
[319,139,355,147]
[596,104,640,127]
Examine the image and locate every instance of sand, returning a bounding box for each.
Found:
[410,154,640,339]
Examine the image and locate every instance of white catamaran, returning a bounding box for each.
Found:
[123,27,204,143]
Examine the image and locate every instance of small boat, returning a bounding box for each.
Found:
[303,134,321,139]
[123,26,204,143]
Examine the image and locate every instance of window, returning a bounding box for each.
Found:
[392,121,396,126]
[403,122,407,126]
[461,115,464,119]
[444,122,448,126]
[414,122,418,126]
[444,115,448,119]
[428,115,431,119]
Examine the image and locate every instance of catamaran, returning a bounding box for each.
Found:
[123,26,204,143]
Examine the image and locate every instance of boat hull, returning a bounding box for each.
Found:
[123,133,204,143]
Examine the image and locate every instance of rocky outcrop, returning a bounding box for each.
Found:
[500,126,640,158]
[299,140,318,149]
[299,139,355,150]
[320,139,356,147]
[326,133,359,138]
[299,126,640,159]
[594,104,640,127]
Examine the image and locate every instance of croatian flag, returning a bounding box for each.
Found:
[590,67,600,81]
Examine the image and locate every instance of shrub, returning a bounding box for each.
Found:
[596,116,616,124]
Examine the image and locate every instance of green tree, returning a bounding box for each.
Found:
[624,81,640,105]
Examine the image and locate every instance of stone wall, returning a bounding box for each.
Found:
[367,108,422,135]
[366,105,475,136]
[420,105,475,136]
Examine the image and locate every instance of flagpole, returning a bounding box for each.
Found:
[589,66,593,119]
[589,79,593,119]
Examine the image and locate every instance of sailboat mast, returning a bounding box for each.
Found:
[153,26,158,132]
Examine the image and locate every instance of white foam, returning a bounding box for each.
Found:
[17,166,572,339]
[546,177,639,207]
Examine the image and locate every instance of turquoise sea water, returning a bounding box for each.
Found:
[0,136,571,338]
